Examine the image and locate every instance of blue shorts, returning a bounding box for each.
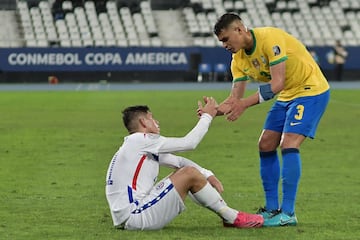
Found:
[264,90,330,139]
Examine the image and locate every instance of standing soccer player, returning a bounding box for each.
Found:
[105,100,264,230]
[205,13,330,227]
[333,40,348,81]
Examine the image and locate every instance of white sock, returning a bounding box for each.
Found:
[192,182,238,223]
[188,191,201,205]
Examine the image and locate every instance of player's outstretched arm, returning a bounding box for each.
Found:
[155,98,217,153]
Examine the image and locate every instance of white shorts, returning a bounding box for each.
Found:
[124,178,186,230]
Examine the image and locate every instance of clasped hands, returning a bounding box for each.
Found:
[197,96,247,121]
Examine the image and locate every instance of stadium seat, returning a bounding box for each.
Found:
[71,39,82,47]
[213,63,229,81]
[197,63,213,82]
[83,38,94,47]
[62,1,73,12]
[60,39,71,47]
[150,36,162,46]
[204,37,216,46]
[18,1,28,11]
[223,1,234,12]
[117,38,128,47]
[26,39,38,47]
[193,36,204,46]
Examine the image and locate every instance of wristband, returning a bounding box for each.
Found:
[258,84,275,103]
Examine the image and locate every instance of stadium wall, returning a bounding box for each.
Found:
[0,46,359,83]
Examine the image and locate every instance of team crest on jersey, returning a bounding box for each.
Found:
[252,59,260,69]
[273,45,281,56]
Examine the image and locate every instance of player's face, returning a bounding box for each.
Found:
[144,112,160,134]
[217,25,247,53]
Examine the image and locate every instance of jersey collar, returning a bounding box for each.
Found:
[245,29,256,55]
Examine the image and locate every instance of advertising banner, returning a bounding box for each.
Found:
[0,47,197,72]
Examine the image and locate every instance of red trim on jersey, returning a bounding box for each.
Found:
[132,154,146,190]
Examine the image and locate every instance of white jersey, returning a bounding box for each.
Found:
[105,114,214,226]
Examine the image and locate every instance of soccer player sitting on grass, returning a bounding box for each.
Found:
[105,99,264,230]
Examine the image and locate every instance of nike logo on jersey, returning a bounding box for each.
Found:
[243,68,249,72]
[290,122,302,126]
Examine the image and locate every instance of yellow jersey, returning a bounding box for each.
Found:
[231,27,330,101]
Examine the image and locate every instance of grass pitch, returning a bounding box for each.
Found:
[0,88,359,240]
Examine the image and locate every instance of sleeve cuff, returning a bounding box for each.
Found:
[201,113,213,121]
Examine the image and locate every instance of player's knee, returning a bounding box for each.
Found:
[171,166,206,196]
[179,166,204,182]
[280,133,305,149]
[181,166,201,176]
[258,136,278,151]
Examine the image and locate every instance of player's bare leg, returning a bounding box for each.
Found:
[259,130,281,152]
[170,166,263,228]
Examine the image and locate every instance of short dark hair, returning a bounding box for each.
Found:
[214,13,242,36]
[122,105,150,133]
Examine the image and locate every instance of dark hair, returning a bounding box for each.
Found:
[214,13,242,36]
[122,105,150,133]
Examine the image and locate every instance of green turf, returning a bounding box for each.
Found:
[0,89,359,240]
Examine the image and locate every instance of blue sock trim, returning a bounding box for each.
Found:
[281,148,299,154]
[260,150,277,157]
